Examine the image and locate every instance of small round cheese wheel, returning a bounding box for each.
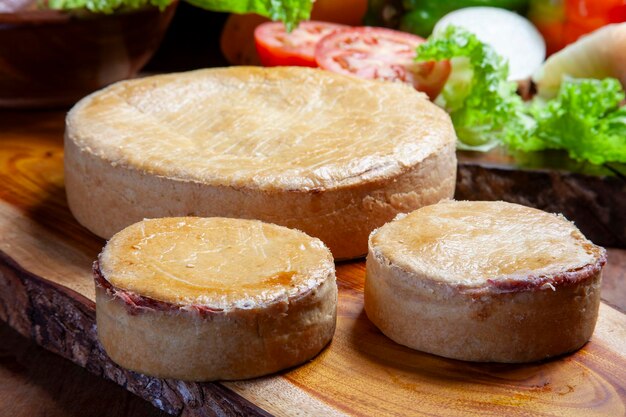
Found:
[65,66,457,260]
[365,201,606,363]
[95,217,337,381]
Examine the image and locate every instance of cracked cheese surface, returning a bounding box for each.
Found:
[66,66,454,191]
[99,217,333,308]
[370,201,603,286]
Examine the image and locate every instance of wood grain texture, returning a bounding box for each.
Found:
[0,321,170,417]
[0,110,625,416]
[602,249,626,313]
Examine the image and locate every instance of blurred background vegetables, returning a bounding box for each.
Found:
[48,0,315,30]
[529,0,626,55]
[220,0,368,65]
[0,0,177,108]
[433,7,545,82]
[416,25,626,164]
[309,0,368,25]
[313,26,450,99]
[533,23,626,97]
[416,26,529,150]
[365,0,529,37]
[218,0,626,68]
[212,2,626,165]
[254,21,347,67]
[508,77,626,164]
[364,0,626,54]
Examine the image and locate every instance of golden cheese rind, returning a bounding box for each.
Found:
[365,201,606,363]
[95,217,337,381]
[99,217,333,308]
[65,66,457,259]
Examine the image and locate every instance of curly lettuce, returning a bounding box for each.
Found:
[415,25,533,151]
[515,78,626,164]
[416,25,626,164]
[47,0,314,30]
[47,0,170,13]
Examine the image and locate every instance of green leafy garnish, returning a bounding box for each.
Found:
[415,26,532,151]
[47,0,314,30]
[185,0,312,30]
[416,25,626,164]
[47,0,171,13]
[514,78,626,164]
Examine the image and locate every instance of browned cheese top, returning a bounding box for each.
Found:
[66,66,455,191]
[99,217,334,308]
[370,201,605,287]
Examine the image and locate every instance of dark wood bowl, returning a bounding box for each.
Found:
[0,2,177,108]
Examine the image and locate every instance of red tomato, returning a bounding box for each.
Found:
[310,0,368,25]
[608,5,626,22]
[567,0,626,17]
[221,0,367,66]
[221,14,268,65]
[314,27,450,100]
[534,21,565,56]
[254,21,348,67]
[531,0,626,53]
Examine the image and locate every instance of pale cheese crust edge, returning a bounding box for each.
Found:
[65,132,457,260]
[95,259,338,381]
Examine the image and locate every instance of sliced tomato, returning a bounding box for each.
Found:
[254,21,348,67]
[314,27,450,100]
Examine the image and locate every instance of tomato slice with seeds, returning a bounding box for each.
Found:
[314,27,450,100]
[254,21,348,67]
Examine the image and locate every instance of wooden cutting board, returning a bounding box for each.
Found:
[0,111,624,417]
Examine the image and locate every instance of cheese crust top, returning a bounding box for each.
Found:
[370,201,604,287]
[99,217,334,308]
[66,66,455,191]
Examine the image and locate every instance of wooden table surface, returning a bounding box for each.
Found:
[0,8,225,415]
[0,110,167,417]
[0,109,625,417]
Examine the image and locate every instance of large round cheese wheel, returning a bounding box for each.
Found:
[95,217,337,381]
[365,201,606,363]
[65,66,457,259]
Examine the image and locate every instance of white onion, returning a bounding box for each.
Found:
[434,7,546,82]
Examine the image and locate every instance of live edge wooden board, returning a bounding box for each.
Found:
[0,111,625,417]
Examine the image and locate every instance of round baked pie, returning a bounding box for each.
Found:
[65,66,457,260]
[365,200,606,363]
[95,217,337,381]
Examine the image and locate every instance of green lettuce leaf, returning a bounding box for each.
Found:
[48,0,172,13]
[47,0,313,30]
[184,0,312,30]
[416,25,626,165]
[415,25,533,150]
[511,78,626,164]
